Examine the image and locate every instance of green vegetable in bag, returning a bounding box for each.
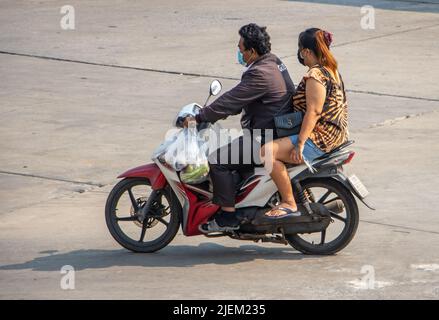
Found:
[180,163,209,184]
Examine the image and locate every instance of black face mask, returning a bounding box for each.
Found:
[297,49,305,66]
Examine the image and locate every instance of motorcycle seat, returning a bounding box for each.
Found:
[313,140,354,161]
[283,140,354,169]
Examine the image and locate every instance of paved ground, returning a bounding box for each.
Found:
[0,0,438,299]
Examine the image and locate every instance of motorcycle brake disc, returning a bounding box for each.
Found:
[130,197,170,228]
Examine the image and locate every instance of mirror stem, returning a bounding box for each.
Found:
[203,94,212,107]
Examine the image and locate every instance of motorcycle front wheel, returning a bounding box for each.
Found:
[105,178,181,253]
[286,178,359,255]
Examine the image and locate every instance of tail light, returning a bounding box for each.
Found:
[342,151,355,165]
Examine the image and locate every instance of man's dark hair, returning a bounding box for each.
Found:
[239,23,271,55]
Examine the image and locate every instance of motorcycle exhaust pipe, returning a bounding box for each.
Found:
[325,199,345,214]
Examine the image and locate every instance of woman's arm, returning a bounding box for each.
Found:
[292,77,326,163]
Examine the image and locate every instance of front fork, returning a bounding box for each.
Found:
[138,189,161,221]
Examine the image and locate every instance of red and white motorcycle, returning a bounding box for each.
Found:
[105,80,373,255]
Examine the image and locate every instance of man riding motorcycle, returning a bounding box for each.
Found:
[184,23,295,233]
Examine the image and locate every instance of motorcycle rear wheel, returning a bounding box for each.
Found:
[286,178,359,255]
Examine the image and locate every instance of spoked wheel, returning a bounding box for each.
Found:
[105,178,181,253]
[286,178,359,255]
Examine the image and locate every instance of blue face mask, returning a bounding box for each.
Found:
[237,50,246,66]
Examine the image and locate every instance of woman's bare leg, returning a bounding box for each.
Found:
[261,137,298,216]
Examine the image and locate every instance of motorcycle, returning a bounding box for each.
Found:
[105,80,374,255]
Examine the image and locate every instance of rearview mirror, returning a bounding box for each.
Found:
[210,80,222,96]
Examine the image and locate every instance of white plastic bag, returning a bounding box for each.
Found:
[164,124,209,184]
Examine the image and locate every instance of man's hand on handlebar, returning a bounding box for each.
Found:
[183,116,196,128]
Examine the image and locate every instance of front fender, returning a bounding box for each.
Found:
[117,163,167,190]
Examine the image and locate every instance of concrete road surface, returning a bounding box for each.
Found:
[0,0,438,299]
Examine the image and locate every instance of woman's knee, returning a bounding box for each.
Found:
[260,141,277,161]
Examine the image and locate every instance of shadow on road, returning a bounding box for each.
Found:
[0,243,324,271]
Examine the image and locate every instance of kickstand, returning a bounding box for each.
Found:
[278,228,288,245]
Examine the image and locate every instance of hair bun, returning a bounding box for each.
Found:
[323,31,333,47]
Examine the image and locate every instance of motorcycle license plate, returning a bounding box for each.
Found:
[347,175,369,198]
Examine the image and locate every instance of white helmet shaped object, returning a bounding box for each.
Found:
[174,103,202,128]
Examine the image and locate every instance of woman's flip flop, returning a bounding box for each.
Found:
[264,207,301,218]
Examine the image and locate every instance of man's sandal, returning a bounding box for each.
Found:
[198,219,240,234]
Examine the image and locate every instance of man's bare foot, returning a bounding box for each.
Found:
[265,202,298,217]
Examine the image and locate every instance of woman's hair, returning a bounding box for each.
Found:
[239,23,271,55]
[299,28,339,81]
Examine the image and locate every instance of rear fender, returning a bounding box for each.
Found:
[332,175,376,211]
[298,169,376,211]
